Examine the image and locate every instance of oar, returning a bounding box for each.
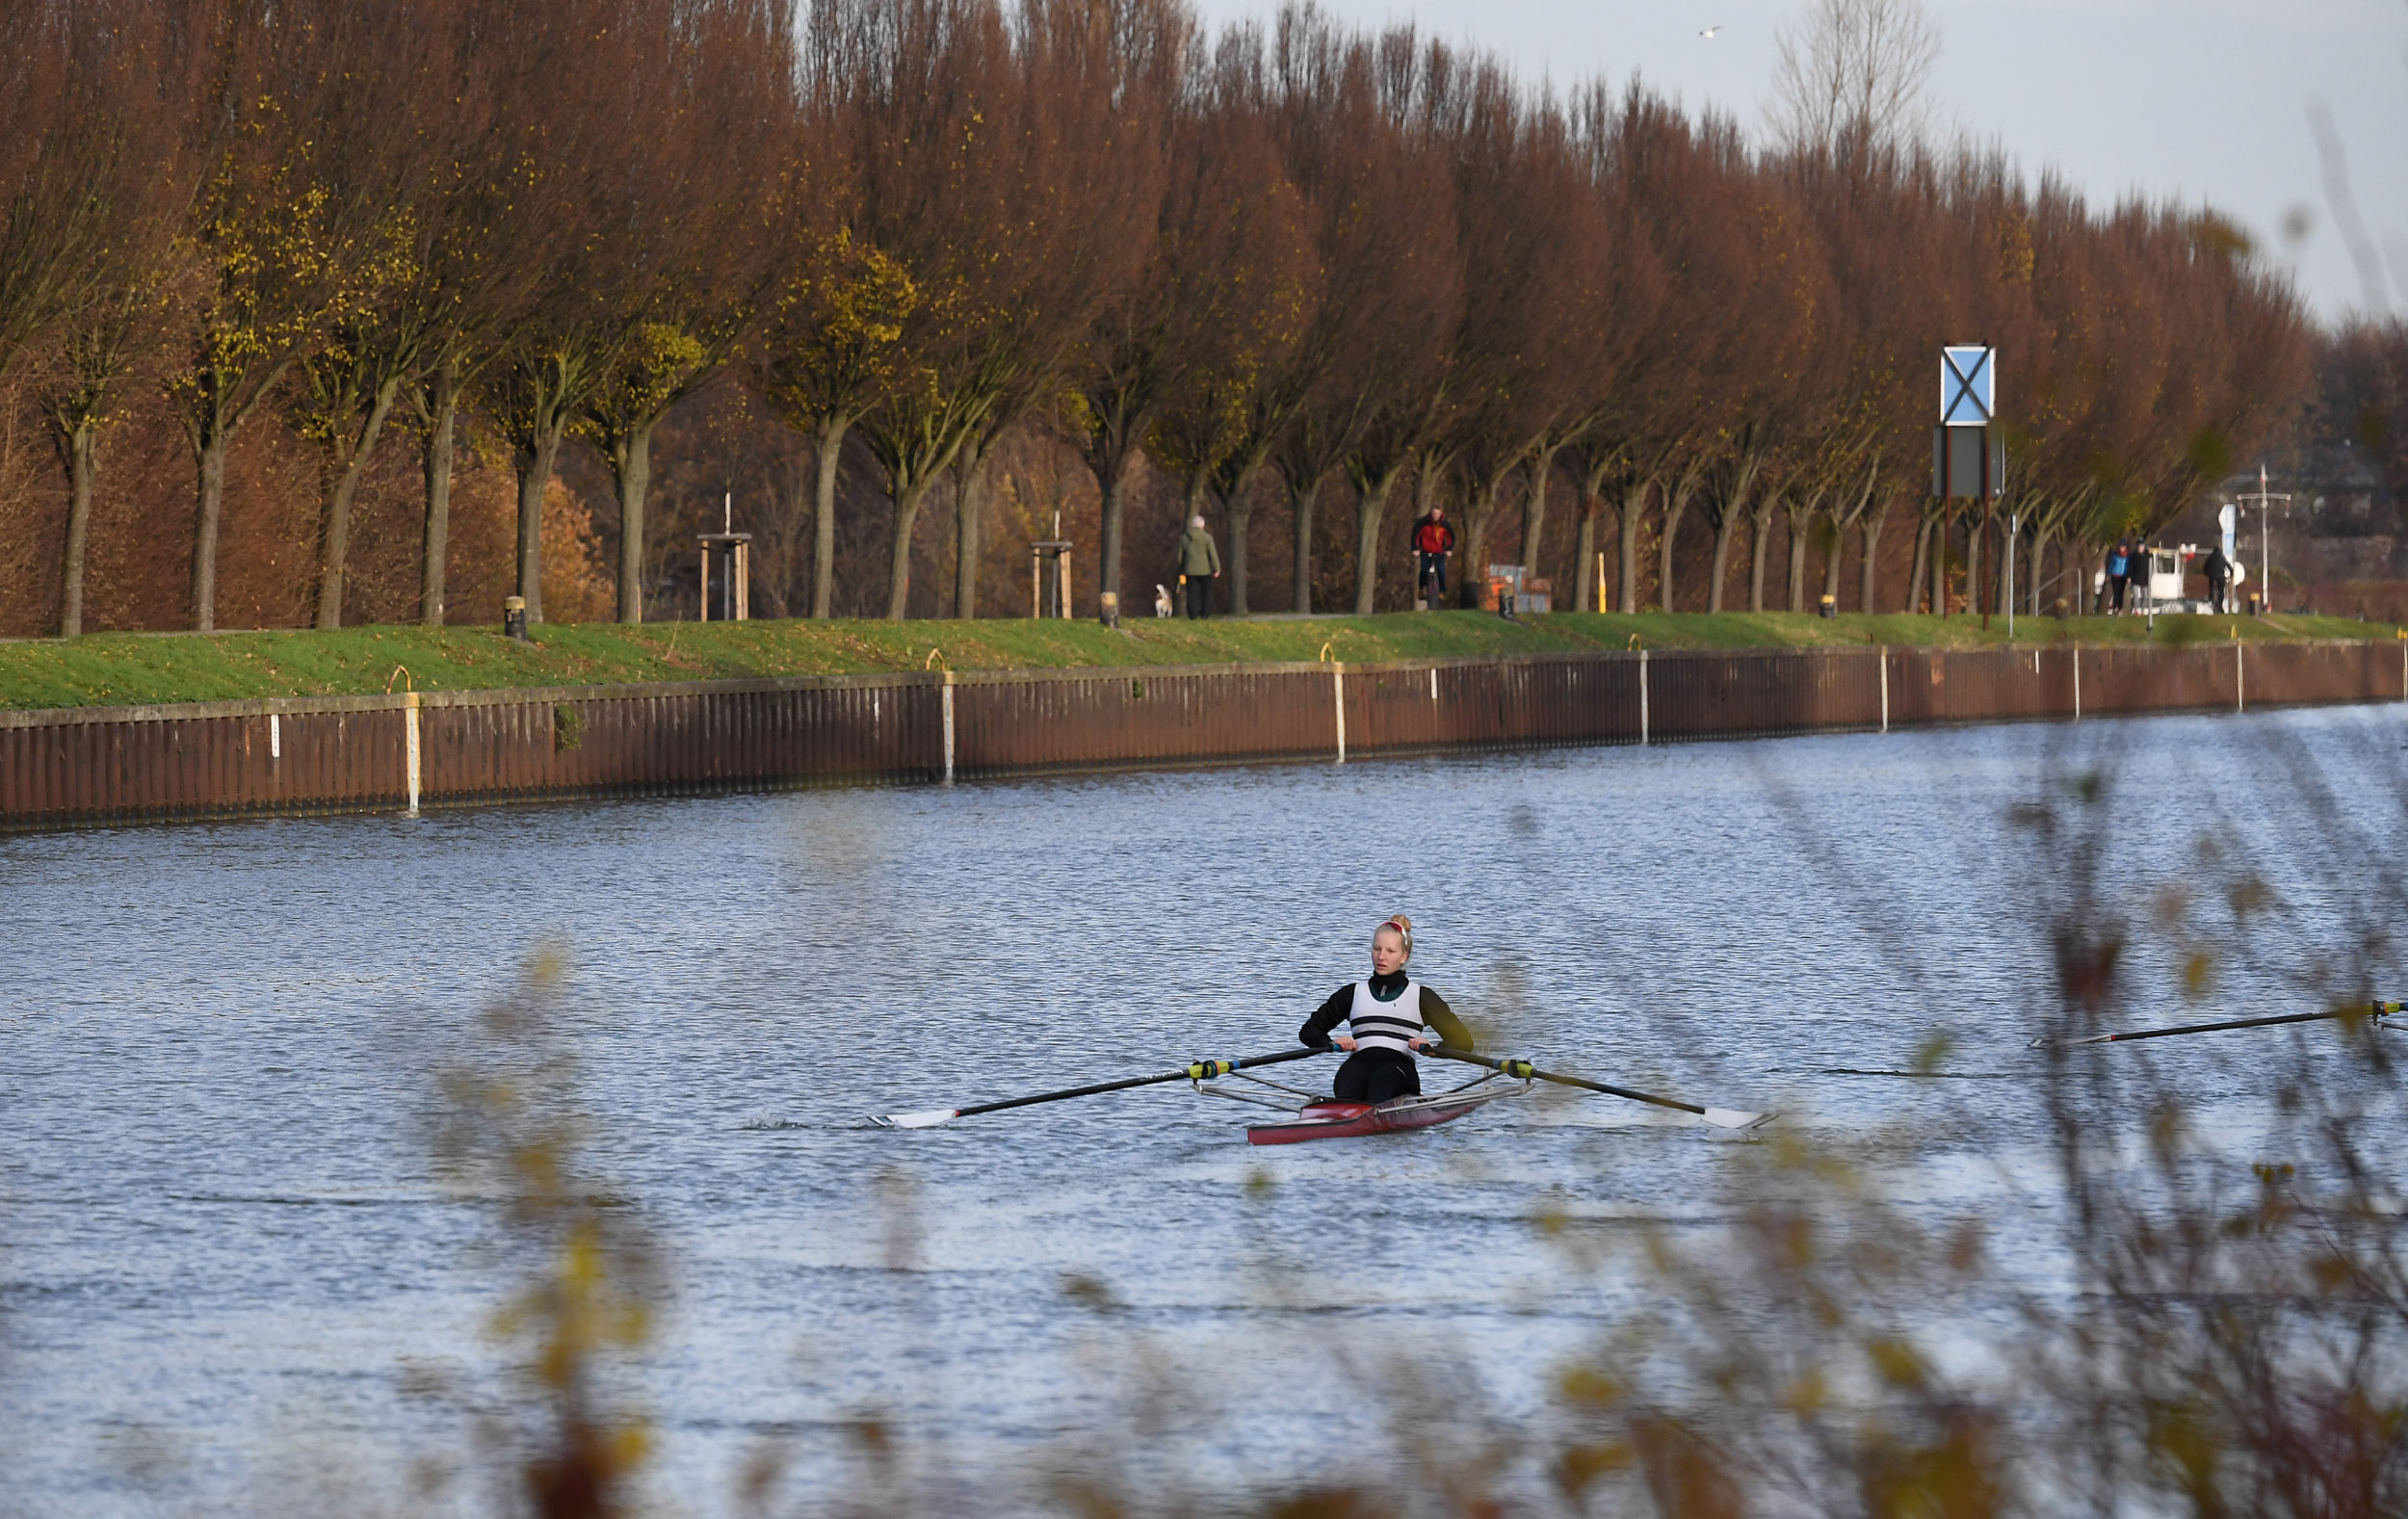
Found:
[869,1046,1327,1129]
[2028,1000,2403,1049]
[1426,1045,1773,1132]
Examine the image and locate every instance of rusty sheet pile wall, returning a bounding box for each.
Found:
[4,641,2401,830]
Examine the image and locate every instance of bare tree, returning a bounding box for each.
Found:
[29,0,197,636]
[1766,0,1942,157]
[579,0,795,624]
[1139,25,1320,615]
[169,0,422,631]
[484,0,691,625]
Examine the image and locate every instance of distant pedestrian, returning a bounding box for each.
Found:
[1411,505,1456,607]
[2202,544,2232,614]
[1174,513,1220,618]
[2107,540,2132,613]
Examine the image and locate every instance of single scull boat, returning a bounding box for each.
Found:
[866,1043,1770,1139]
[1178,1052,1531,1143]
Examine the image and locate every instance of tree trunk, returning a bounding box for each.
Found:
[1822,516,1845,607]
[886,475,931,618]
[1710,509,1741,614]
[514,422,565,624]
[192,430,227,632]
[1353,474,1398,615]
[1931,508,1950,617]
[1905,515,1928,614]
[1521,449,1559,587]
[1620,481,1647,612]
[1660,490,1692,613]
[2031,534,2049,615]
[57,420,95,637]
[611,423,654,624]
[316,383,401,630]
[1745,503,1775,612]
[1573,495,1599,615]
[1291,473,1322,614]
[812,413,848,618]
[1861,498,1890,615]
[421,363,457,628]
[1788,509,1811,611]
[1461,470,1512,612]
[1098,450,1133,604]
[1226,464,1260,615]
[1968,511,1984,618]
[954,448,985,619]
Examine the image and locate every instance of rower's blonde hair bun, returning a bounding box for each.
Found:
[1376,914,1413,957]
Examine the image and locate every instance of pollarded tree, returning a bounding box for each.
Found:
[169,0,416,630]
[30,0,200,637]
[1419,54,1605,603]
[397,0,562,628]
[1138,25,1320,615]
[841,0,1155,618]
[946,0,1174,619]
[483,0,697,625]
[290,0,496,629]
[578,0,796,624]
[1054,0,1199,609]
[1259,13,1459,615]
[746,6,912,620]
[748,227,916,617]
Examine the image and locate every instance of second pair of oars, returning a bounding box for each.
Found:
[2030,999,2403,1049]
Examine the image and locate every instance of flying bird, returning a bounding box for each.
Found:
[1699,24,1721,38]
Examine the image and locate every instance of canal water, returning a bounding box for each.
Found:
[4,704,2404,1515]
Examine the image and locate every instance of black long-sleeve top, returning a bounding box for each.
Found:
[1299,969,1474,1051]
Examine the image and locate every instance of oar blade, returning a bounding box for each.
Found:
[869,1108,961,1129]
[1701,1107,1774,1132]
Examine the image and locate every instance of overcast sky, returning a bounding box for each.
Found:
[1186,0,2408,329]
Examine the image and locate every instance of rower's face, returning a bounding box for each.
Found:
[1371,930,1407,977]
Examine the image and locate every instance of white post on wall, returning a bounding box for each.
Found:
[941,670,956,784]
[2005,511,2017,639]
[1638,648,1650,746]
[404,691,422,817]
[1331,662,1347,764]
[1879,649,1889,733]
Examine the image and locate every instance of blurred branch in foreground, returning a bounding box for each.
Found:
[416,947,665,1519]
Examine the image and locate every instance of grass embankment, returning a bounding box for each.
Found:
[0,609,2392,711]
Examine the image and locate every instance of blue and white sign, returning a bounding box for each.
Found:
[2218,502,2238,562]
[1941,346,1995,426]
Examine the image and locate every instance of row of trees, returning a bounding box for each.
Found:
[0,0,2306,634]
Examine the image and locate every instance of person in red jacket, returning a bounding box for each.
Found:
[1412,506,1456,607]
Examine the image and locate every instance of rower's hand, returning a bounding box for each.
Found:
[1334,1035,1357,1052]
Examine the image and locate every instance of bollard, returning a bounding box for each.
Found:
[1818,592,1836,619]
[1099,589,1120,629]
[503,595,528,641]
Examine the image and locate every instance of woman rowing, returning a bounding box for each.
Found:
[1299,915,1474,1103]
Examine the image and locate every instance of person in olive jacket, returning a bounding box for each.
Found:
[1174,513,1220,618]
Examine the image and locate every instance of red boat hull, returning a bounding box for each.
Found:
[1244,1092,1496,1145]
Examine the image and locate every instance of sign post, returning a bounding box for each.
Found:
[1932,346,2002,624]
[2234,465,2290,615]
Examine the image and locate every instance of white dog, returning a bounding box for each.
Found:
[1154,583,1175,617]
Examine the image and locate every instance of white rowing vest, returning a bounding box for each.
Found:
[1348,980,1427,1054]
